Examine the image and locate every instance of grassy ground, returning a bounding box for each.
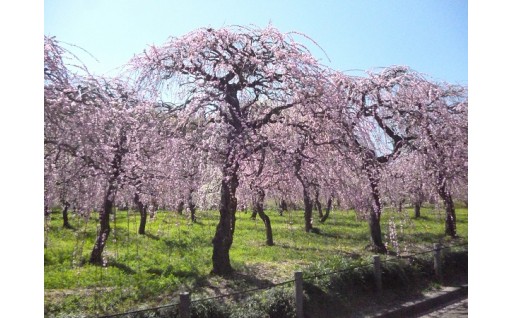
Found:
[44,204,468,317]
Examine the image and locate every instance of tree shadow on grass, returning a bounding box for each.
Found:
[195,263,278,299]
[190,220,205,226]
[108,261,137,275]
[144,233,161,240]
[272,242,363,259]
[315,229,370,241]
[275,243,328,253]
[163,238,190,250]
[161,264,202,279]
[412,215,431,221]
[320,220,367,229]
[405,232,446,244]
[63,224,76,231]
[231,271,275,289]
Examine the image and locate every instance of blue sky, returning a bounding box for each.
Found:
[44,0,468,85]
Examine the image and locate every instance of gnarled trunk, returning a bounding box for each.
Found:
[252,187,273,246]
[133,193,148,235]
[444,195,456,237]
[414,201,422,218]
[177,200,184,215]
[62,201,72,229]
[437,174,457,237]
[278,199,287,216]
[259,210,274,246]
[303,188,314,232]
[368,210,386,253]
[90,189,114,265]
[367,169,386,253]
[320,196,332,223]
[314,189,323,218]
[211,162,239,276]
[294,154,314,233]
[187,190,196,223]
[398,199,405,213]
[438,189,457,237]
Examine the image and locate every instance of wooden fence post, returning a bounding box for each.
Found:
[295,271,304,318]
[179,292,190,318]
[434,243,442,281]
[373,255,382,294]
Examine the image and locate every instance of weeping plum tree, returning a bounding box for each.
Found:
[44,36,100,232]
[291,136,320,233]
[326,67,430,253]
[131,25,325,275]
[335,67,467,244]
[263,75,344,233]
[361,68,467,238]
[243,149,274,246]
[44,144,87,230]
[45,77,142,264]
[162,135,202,223]
[427,93,467,238]
[45,36,161,264]
[404,79,467,237]
[127,110,175,234]
[379,151,434,219]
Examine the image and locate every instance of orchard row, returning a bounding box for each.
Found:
[44,25,467,275]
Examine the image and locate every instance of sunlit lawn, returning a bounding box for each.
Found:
[44,204,467,316]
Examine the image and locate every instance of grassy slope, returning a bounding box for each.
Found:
[44,205,468,316]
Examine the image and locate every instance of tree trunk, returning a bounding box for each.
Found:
[368,210,386,253]
[320,197,332,223]
[398,199,404,213]
[259,210,274,246]
[437,174,457,237]
[303,188,314,232]
[367,170,386,253]
[438,190,457,237]
[177,200,184,215]
[62,201,72,229]
[278,199,287,216]
[414,201,422,218]
[187,190,196,223]
[314,189,323,218]
[443,194,456,237]
[252,187,273,246]
[90,190,113,265]
[211,163,239,276]
[294,156,314,233]
[134,193,148,235]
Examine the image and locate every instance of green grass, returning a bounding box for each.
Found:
[44,205,468,317]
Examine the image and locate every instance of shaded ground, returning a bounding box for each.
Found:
[419,298,468,318]
[304,252,468,318]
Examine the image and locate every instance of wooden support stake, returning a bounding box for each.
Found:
[295,271,304,318]
[434,243,442,281]
[179,292,190,318]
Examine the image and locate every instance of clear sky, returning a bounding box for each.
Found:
[44,0,468,85]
